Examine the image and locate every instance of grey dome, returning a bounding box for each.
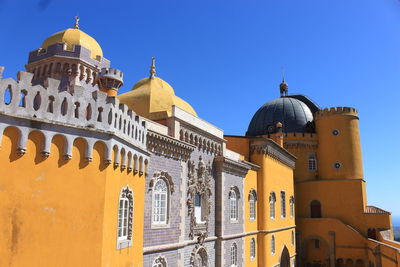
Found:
[246,96,318,136]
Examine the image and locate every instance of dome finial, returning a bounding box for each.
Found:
[74,16,80,29]
[280,70,288,97]
[149,56,156,79]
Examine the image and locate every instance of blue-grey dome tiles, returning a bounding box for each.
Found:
[246,96,316,136]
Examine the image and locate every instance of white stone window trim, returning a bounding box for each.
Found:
[291,230,295,247]
[229,186,240,223]
[116,185,133,250]
[289,196,295,219]
[151,178,170,227]
[231,242,238,266]
[270,192,276,220]
[250,237,256,261]
[249,189,257,221]
[271,235,276,255]
[149,171,174,228]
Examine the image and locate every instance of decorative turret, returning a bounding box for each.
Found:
[25,17,111,93]
[97,68,124,97]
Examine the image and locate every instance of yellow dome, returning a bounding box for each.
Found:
[118,77,197,120]
[42,28,103,60]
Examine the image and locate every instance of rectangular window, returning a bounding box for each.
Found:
[195,194,203,223]
[281,191,286,218]
[249,199,256,220]
[308,155,317,171]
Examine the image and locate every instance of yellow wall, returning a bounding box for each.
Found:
[251,152,296,267]
[0,127,144,267]
[283,133,318,182]
[225,135,250,161]
[315,110,363,180]
[244,235,258,267]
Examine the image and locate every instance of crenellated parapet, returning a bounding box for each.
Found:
[0,67,149,172]
[314,107,358,120]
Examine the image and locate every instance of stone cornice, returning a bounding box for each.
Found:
[250,138,296,169]
[215,156,251,177]
[147,130,195,161]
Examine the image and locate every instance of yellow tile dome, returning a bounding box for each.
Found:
[118,58,197,120]
[119,76,197,121]
[41,18,103,60]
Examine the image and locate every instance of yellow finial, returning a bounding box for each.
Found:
[149,57,156,79]
[74,16,80,29]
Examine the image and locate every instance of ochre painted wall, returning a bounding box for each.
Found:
[315,110,363,180]
[251,152,295,267]
[0,127,144,267]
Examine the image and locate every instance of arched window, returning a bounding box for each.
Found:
[291,230,295,246]
[117,186,133,249]
[310,200,322,218]
[229,189,238,221]
[249,190,257,220]
[231,243,238,266]
[250,238,256,260]
[271,235,275,255]
[308,154,317,171]
[270,192,276,219]
[281,191,286,218]
[152,179,169,225]
[289,196,295,218]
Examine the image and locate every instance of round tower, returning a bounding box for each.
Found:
[97,67,124,97]
[314,107,363,179]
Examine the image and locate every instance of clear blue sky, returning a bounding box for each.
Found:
[0,0,399,219]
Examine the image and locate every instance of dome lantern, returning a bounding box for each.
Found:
[280,79,289,97]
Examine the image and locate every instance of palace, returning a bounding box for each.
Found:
[0,19,399,267]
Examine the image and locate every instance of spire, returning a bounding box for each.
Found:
[149,57,156,79]
[74,16,80,29]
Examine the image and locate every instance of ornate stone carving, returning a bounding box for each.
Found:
[148,171,175,193]
[187,156,212,240]
[190,244,208,267]
[153,256,167,267]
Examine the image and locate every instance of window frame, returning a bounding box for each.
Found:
[152,178,170,226]
[231,242,238,266]
[270,192,276,219]
[229,189,239,222]
[289,196,295,218]
[249,190,257,221]
[281,191,286,219]
[116,186,133,250]
[250,238,256,260]
[271,235,275,255]
[308,154,317,171]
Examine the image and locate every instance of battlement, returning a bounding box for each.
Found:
[314,106,358,119]
[98,68,123,81]
[283,132,318,140]
[27,43,110,69]
[0,67,146,151]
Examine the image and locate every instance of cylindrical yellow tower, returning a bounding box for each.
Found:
[315,107,363,179]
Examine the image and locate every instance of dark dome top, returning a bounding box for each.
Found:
[246,95,319,136]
